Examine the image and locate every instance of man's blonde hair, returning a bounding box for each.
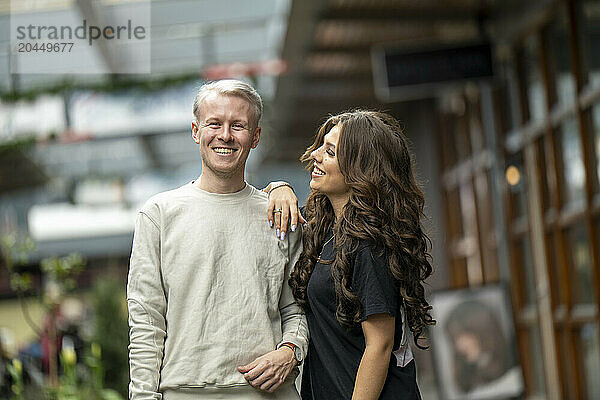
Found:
[193,79,263,130]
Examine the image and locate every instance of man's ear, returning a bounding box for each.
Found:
[251,127,261,149]
[191,121,200,144]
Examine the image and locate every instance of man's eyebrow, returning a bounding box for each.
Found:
[324,140,336,148]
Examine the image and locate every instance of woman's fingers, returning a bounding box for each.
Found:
[267,197,276,228]
[279,203,290,240]
[289,203,299,232]
[274,200,282,238]
[299,213,307,225]
[267,185,302,238]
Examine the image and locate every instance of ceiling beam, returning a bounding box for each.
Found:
[75,0,119,74]
[303,71,373,81]
[319,7,489,22]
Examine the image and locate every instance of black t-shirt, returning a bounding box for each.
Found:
[301,229,421,400]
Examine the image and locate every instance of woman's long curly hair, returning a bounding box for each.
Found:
[289,110,435,349]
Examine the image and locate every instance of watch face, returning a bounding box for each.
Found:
[294,347,303,362]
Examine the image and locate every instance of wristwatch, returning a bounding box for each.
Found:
[280,342,303,364]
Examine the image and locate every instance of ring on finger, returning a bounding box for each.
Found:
[274,209,282,213]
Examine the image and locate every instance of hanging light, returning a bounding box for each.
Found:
[506,165,520,186]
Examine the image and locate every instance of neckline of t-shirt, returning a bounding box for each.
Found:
[317,231,382,265]
[317,229,336,265]
[183,181,255,203]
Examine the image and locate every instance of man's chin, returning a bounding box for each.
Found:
[206,164,242,179]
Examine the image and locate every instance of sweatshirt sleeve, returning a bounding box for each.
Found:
[277,225,309,360]
[127,206,167,400]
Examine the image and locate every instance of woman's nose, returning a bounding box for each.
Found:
[311,147,321,161]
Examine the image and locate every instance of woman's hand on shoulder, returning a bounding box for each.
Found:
[264,181,305,240]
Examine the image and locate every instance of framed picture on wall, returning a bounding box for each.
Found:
[430,284,524,400]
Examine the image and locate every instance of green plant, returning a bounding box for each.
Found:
[6,358,24,400]
[57,348,78,399]
[39,253,86,385]
[44,344,123,400]
[40,254,85,294]
[1,233,125,399]
[85,343,123,400]
[91,280,129,397]
[1,232,89,392]
[1,232,36,293]
[0,136,36,155]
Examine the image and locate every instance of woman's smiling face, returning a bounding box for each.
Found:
[309,123,349,198]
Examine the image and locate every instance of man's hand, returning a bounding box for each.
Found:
[266,184,305,240]
[237,347,297,393]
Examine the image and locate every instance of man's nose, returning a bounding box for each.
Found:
[218,124,233,141]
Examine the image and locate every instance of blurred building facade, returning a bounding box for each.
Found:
[431,1,600,398]
[0,0,298,366]
[270,0,600,399]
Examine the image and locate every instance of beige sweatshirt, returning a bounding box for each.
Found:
[127,182,308,400]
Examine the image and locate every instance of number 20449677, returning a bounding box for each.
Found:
[16,42,74,52]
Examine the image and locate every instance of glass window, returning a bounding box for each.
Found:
[440,114,458,169]
[567,223,595,305]
[537,138,552,212]
[580,0,600,87]
[514,236,536,306]
[498,65,518,132]
[547,5,576,107]
[523,35,547,122]
[451,257,469,287]
[591,104,600,190]
[557,329,576,398]
[560,117,586,207]
[546,232,563,308]
[485,246,500,283]
[579,323,600,400]
[446,188,463,238]
[459,183,477,237]
[467,89,486,152]
[529,326,547,397]
[454,113,472,161]
[476,171,494,236]
[480,170,499,283]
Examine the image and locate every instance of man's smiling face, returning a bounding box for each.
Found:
[192,93,260,181]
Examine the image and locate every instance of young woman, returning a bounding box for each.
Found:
[267,110,435,399]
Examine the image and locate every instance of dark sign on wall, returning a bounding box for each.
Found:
[372,42,494,101]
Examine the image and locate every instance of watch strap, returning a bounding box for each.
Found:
[280,342,302,364]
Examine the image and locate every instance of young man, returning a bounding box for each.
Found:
[127,80,307,400]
